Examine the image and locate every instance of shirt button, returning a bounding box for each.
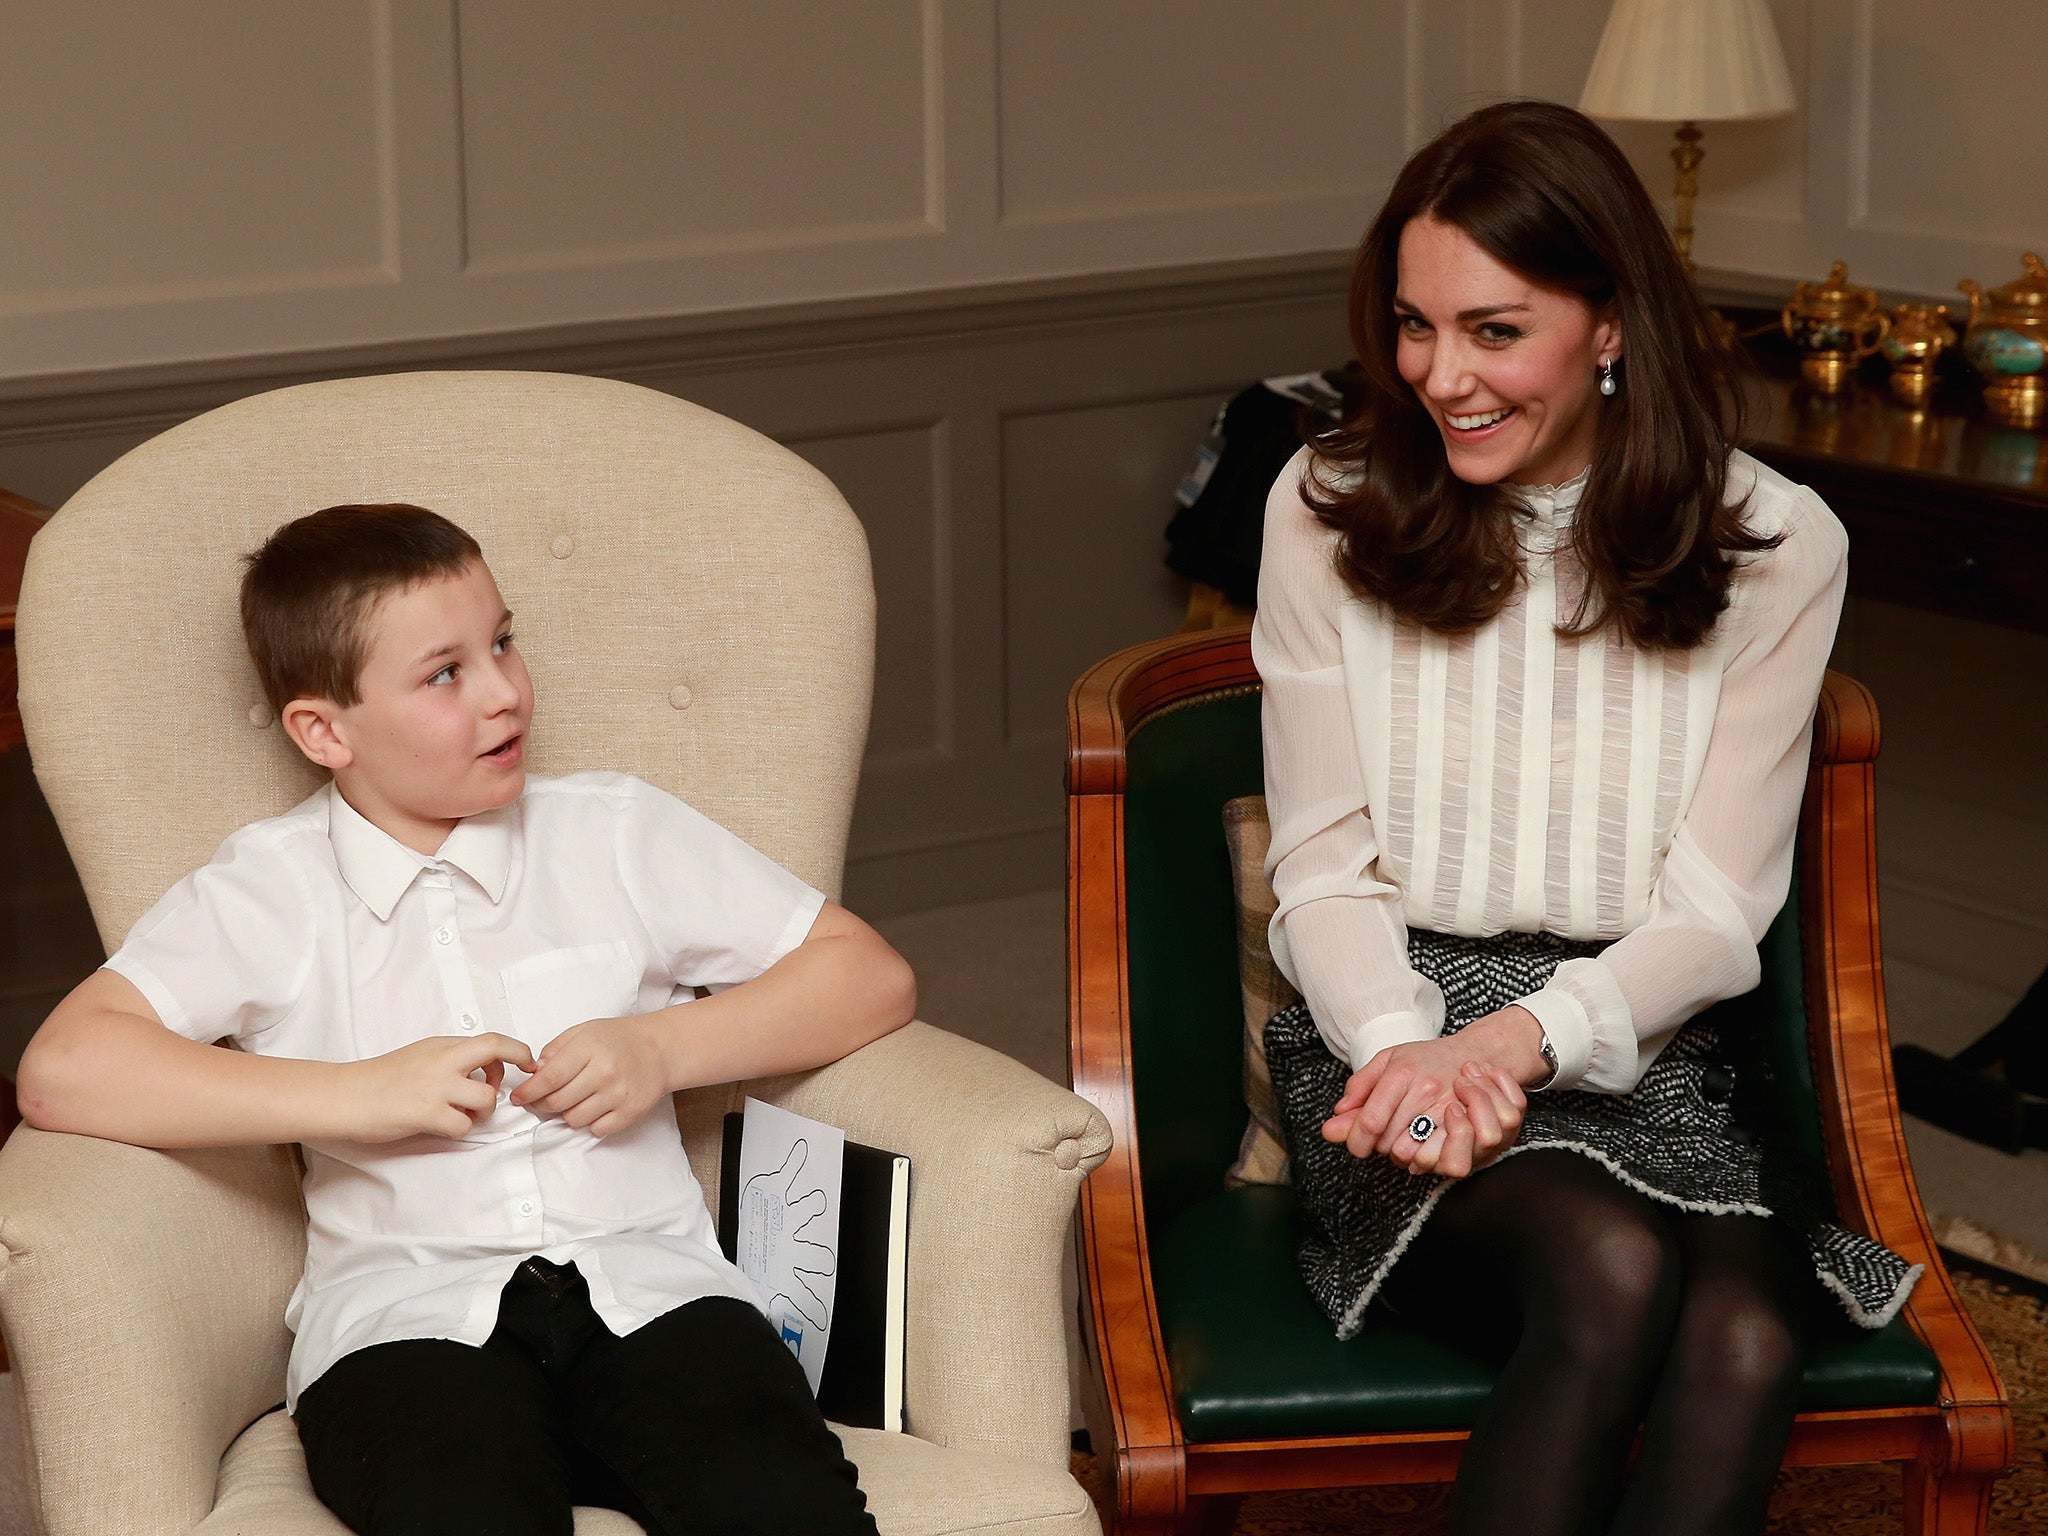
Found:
[517,1199,537,1218]
[435,927,453,945]
[669,685,693,710]
[459,1013,478,1031]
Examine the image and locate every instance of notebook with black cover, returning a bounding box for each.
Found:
[718,1109,911,1432]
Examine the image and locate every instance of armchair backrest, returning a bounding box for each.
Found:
[20,370,874,948]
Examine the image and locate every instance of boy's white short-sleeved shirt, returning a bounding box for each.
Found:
[105,770,826,1411]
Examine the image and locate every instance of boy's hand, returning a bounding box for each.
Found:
[345,1033,535,1143]
[511,1016,668,1137]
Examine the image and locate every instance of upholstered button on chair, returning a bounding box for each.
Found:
[0,371,1110,1536]
[1068,628,2010,1536]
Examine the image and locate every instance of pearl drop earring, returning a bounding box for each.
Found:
[1599,358,1617,397]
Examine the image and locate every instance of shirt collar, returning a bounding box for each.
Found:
[1504,464,1591,517]
[325,784,518,921]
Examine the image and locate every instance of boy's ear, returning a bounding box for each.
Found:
[280,697,354,772]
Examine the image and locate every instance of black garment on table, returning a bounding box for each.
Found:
[295,1257,879,1536]
[1165,369,1357,608]
[1263,927,1920,1340]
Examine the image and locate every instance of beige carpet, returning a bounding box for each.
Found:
[873,890,1071,1089]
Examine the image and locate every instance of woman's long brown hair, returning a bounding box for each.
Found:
[1305,100,1775,649]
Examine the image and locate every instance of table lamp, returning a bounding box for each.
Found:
[1578,0,1796,272]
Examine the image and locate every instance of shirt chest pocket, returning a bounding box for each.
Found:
[502,941,643,1053]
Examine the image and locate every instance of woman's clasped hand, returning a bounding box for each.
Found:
[1319,1007,1540,1179]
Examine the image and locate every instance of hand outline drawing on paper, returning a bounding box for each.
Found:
[742,1137,838,1329]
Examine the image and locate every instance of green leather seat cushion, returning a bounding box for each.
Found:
[1153,1183,1940,1444]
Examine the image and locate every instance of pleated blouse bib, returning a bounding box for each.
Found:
[1253,448,1848,1094]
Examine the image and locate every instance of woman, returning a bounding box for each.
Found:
[1253,100,1916,1536]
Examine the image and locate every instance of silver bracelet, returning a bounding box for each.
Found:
[1529,1033,1560,1093]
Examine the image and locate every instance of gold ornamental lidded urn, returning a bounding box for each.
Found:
[1880,303,1958,407]
[1958,253,2048,427]
[1782,262,1890,393]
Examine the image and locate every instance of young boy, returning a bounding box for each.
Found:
[19,503,914,1536]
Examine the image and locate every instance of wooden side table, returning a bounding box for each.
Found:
[0,489,49,756]
[1730,313,2048,635]
[1,488,50,1149]
[0,489,48,1371]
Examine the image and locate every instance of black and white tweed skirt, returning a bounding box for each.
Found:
[1263,927,1921,1340]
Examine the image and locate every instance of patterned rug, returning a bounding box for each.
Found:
[1072,1257,2046,1534]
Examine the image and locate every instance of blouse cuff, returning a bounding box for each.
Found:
[1515,985,1594,1091]
[1522,957,1641,1093]
[1347,1009,1438,1073]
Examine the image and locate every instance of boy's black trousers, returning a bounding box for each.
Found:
[294,1256,879,1536]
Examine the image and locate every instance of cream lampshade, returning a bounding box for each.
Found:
[1578,0,1796,271]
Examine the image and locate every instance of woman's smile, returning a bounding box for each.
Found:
[1440,404,1518,441]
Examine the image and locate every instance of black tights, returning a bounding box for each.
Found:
[1380,1150,1811,1536]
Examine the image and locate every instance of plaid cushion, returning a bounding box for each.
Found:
[1220,796,1298,1186]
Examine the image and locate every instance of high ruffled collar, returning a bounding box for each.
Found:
[1502,465,1589,558]
[1503,464,1590,516]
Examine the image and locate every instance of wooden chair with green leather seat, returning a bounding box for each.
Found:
[1067,627,2011,1536]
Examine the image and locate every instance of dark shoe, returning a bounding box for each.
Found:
[1892,1043,2048,1155]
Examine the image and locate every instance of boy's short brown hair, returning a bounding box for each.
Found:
[240,504,483,713]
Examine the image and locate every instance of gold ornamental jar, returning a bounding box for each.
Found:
[1880,303,1958,407]
[1959,253,2048,428]
[1782,262,1890,394]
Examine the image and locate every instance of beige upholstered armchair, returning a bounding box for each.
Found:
[0,372,1110,1536]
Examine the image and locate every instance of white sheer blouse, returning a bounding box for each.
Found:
[1253,447,1847,1093]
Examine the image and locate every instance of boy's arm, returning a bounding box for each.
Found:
[513,900,915,1137]
[661,900,916,1084]
[18,968,534,1148]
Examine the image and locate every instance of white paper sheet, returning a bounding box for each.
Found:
[734,1096,844,1394]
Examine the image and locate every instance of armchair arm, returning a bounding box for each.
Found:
[751,1021,1110,1468]
[1802,670,2011,1479]
[0,1127,303,1536]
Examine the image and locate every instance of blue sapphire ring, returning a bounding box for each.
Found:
[1407,1113,1437,1143]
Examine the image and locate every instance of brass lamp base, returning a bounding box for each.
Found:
[1670,122,1704,273]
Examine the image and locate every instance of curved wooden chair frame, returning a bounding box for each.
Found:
[1068,628,2011,1535]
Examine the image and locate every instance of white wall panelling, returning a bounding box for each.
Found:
[0,0,400,315]
[1842,1,2046,253]
[7,4,2039,381]
[993,1,1406,224]
[453,1,940,271]
[0,1,1399,383]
